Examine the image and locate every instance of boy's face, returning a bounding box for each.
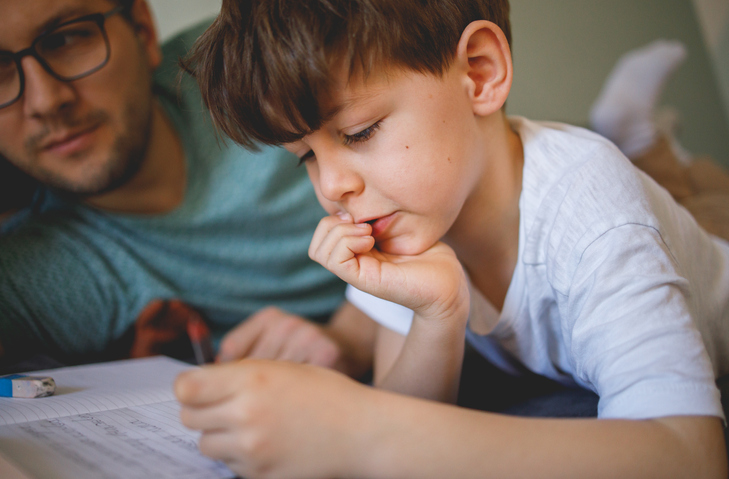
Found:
[0,0,160,196]
[286,66,487,256]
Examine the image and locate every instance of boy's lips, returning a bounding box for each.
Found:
[360,212,396,238]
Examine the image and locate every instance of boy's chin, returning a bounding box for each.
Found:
[375,237,433,256]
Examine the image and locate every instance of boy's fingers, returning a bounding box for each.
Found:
[197,430,241,462]
[180,401,237,432]
[326,235,376,279]
[310,215,351,257]
[175,363,249,406]
[311,223,372,268]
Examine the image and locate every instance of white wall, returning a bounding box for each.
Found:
[147,0,221,41]
[692,0,729,123]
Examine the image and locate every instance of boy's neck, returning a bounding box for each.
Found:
[445,114,524,310]
[84,102,187,215]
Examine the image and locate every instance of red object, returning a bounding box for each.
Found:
[187,312,215,364]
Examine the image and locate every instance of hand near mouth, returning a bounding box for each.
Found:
[308,212,470,325]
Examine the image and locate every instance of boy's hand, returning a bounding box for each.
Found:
[176,360,373,479]
[216,307,341,368]
[309,213,469,324]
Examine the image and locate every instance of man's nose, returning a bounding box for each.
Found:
[20,57,76,118]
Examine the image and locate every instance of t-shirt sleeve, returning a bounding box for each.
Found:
[0,226,134,356]
[345,285,413,336]
[566,224,723,420]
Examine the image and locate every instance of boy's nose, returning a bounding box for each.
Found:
[20,57,77,119]
[317,155,365,203]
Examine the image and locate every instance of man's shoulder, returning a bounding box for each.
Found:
[153,18,215,94]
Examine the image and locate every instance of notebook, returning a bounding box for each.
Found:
[0,356,235,479]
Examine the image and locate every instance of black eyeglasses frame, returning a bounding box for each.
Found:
[0,4,126,109]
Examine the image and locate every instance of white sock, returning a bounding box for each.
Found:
[589,40,687,158]
[654,106,694,165]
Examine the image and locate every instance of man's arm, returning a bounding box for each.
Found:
[323,300,376,378]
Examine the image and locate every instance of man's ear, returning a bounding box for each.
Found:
[129,0,162,70]
[456,20,513,116]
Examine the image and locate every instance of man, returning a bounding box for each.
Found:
[0,0,374,376]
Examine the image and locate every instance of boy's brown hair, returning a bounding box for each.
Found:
[184,0,511,149]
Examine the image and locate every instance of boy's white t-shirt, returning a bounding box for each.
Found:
[346,117,729,420]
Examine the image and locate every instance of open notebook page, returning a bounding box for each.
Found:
[0,357,235,479]
[0,356,190,426]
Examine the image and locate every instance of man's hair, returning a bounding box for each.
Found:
[183,0,511,149]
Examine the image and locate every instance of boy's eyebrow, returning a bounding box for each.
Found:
[323,88,386,125]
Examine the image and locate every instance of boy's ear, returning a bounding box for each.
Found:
[130,0,162,70]
[456,20,513,116]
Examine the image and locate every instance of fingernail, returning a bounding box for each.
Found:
[337,211,353,221]
[355,223,370,228]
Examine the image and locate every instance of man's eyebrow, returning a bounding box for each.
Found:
[16,5,94,45]
[0,5,96,52]
[36,6,93,35]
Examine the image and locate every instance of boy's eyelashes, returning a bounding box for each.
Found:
[297,150,315,167]
[295,119,382,166]
[342,120,381,146]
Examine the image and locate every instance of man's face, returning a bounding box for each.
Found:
[285,66,487,256]
[0,0,160,196]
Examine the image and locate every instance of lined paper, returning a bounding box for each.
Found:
[0,356,187,426]
[0,357,234,479]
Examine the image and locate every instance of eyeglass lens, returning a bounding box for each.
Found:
[0,18,109,107]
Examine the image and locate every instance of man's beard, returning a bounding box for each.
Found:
[22,100,153,197]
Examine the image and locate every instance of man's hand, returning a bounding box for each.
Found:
[217,306,341,367]
[216,303,375,378]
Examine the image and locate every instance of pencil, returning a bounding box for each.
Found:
[187,312,215,365]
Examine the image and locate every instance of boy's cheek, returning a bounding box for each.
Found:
[306,168,340,216]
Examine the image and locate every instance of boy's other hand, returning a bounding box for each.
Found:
[309,213,470,325]
[216,307,341,368]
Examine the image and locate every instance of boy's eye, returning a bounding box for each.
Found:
[297,150,315,167]
[343,120,381,146]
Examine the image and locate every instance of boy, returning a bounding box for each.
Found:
[175,0,729,477]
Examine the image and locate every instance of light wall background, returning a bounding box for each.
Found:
[148,0,729,168]
[694,0,729,129]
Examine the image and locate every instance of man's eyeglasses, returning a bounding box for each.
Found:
[0,5,127,110]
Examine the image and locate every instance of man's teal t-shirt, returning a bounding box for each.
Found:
[0,21,345,356]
